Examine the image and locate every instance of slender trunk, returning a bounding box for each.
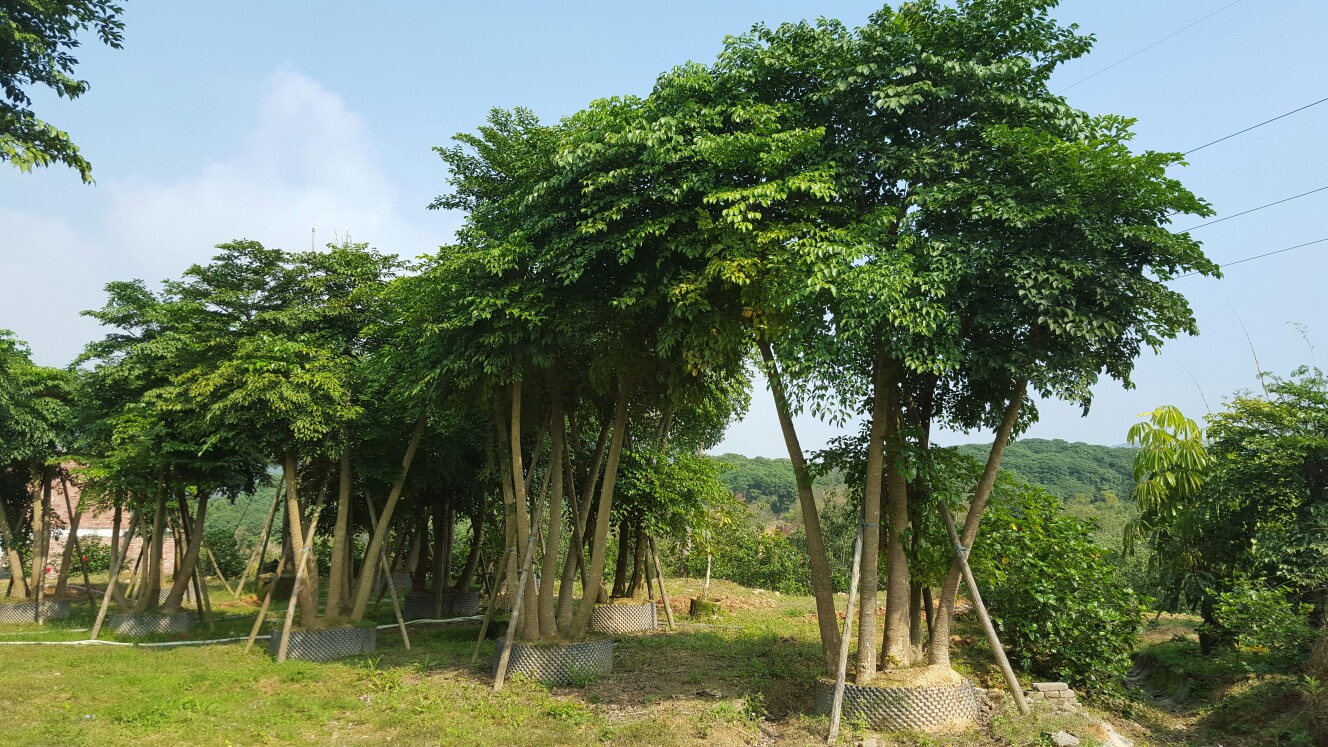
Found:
[556,417,587,629]
[929,379,1027,668]
[908,582,924,649]
[0,489,30,599]
[611,520,632,598]
[570,373,634,637]
[539,394,565,637]
[703,553,712,601]
[881,357,913,669]
[432,496,447,617]
[281,454,320,627]
[856,351,889,683]
[133,476,167,613]
[455,514,483,592]
[326,446,353,620]
[162,490,209,614]
[30,476,52,608]
[349,408,429,621]
[442,505,455,591]
[54,488,83,596]
[757,337,840,673]
[923,586,934,641]
[628,522,648,599]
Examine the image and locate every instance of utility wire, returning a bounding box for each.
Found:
[1185,95,1328,155]
[1057,0,1244,94]
[1180,185,1328,231]
[1176,236,1328,278]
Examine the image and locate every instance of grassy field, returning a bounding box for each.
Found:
[0,578,1310,746]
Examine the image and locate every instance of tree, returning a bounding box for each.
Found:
[1130,369,1328,651]
[1,0,126,181]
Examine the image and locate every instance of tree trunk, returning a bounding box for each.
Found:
[349,408,429,621]
[556,416,590,630]
[628,522,648,599]
[757,337,840,673]
[325,446,353,620]
[432,496,447,617]
[856,351,889,683]
[881,357,913,669]
[162,491,209,614]
[455,514,483,592]
[280,453,321,627]
[54,489,83,597]
[570,373,634,637]
[133,477,167,613]
[0,490,30,599]
[929,379,1027,668]
[538,394,565,637]
[611,520,632,598]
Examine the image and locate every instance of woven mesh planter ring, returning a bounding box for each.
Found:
[492,638,614,685]
[813,672,980,732]
[267,625,377,662]
[402,590,483,620]
[107,611,197,637]
[0,599,71,624]
[590,602,657,634]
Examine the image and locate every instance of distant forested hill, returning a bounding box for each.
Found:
[955,438,1136,504]
[710,439,1138,549]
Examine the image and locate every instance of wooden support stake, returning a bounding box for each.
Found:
[244,548,288,654]
[241,483,284,598]
[276,502,326,663]
[493,484,551,693]
[938,501,1029,716]
[364,494,408,651]
[471,547,513,665]
[207,546,235,596]
[827,526,863,745]
[648,536,675,631]
[90,515,140,640]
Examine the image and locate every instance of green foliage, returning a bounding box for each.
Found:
[0,1,126,181]
[711,454,800,516]
[973,483,1141,692]
[1208,578,1317,659]
[75,535,113,574]
[679,500,810,594]
[202,527,248,580]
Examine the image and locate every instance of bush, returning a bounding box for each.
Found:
[972,484,1141,693]
[203,528,249,580]
[77,536,114,574]
[680,510,809,594]
[1207,577,1317,660]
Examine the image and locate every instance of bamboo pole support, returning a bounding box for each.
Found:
[648,536,675,630]
[90,515,141,640]
[243,548,288,653]
[207,547,235,596]
[492,486,550,693]
[471,547,512,665]
[827,526,863,745]
[241,483,284,598]
[363,494,409,650]
[938,501,1029,715]
[276,502,326,663]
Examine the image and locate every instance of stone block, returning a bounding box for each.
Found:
[1032,682,1069,692]
[1044,731,1080,747]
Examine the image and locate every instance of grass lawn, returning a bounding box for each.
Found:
[0,578,1276,746]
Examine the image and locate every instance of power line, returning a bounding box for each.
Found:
[1185,95,1328,155]
[1180,185,1328,231]
[1057,0,1244,94]
[1176,236,1328,278]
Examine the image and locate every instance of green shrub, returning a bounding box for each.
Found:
[973,485,1141,693]
[1207,577,1316,659]
[76,536,114,574]
[203,528,249,579]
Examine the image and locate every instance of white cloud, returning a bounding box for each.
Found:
[0,69,444,367]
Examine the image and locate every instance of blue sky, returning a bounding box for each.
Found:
[1,1,1325,456]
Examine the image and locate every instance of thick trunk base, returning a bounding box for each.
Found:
[590,601,656,634]
[813,667,979,733]
[492,638,613,685]
[108,611,196,637]
[0,599,70,624]
[268,624,377,662]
